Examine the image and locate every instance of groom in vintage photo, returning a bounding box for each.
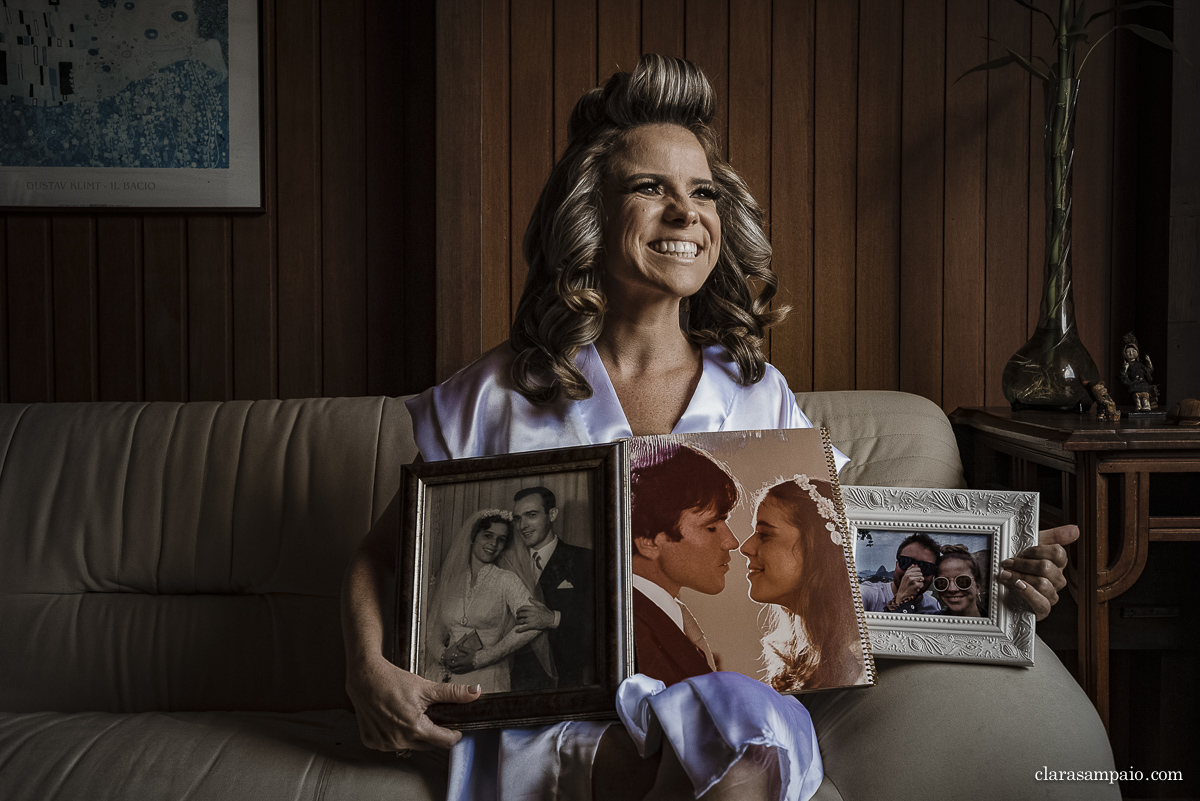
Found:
[508,486,595,690]
[630,444,740,685]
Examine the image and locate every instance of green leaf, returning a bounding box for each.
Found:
[995,41,1053,82]
[1073,1,1091,31]
[1120,23,1181,53]
[1008,0,1057,29]
[1086,1,1172,29]
[953,54,1018,85]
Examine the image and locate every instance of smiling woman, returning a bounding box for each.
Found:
[935,544,986,617]
[601,124,721,305]
[421,509,555,694]
[470,520,511,564]
[346,53,831,800]
[507,56,784,412]
[343,49,1086,801]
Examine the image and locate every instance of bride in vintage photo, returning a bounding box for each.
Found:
[739,476,868,692]
[422,509,556,693]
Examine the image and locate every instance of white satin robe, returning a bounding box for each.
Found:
[407,341,833,801]
[407,341,847,472]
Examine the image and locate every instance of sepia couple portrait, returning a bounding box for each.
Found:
[421,485,593,695]
[630,431,870,694]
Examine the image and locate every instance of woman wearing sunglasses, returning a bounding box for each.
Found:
[934,544,986,617]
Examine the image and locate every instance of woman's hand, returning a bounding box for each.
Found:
[445,646,477,674]
[998,524,1078,621]
[440,644,467,670]
[345,653,480,751]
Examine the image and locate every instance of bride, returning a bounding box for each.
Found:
[739,476,867,692]
[423,509,555,693]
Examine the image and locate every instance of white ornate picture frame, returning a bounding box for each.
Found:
[842,486,1038,666]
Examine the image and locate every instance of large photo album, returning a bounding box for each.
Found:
[629,428,874,694]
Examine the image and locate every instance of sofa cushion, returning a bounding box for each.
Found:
[796,390,966,489]
[0,710,445,801]
[0,398,413,713]
[804,638,1118,801]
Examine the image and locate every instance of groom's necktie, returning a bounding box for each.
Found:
[533,551,544,576]
[677,600,716,671]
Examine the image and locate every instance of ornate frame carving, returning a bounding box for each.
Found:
[842,486,1038,666]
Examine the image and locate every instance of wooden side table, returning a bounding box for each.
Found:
[948,407,1200,728]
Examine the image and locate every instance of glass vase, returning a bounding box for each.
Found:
[1001,79,1099,412]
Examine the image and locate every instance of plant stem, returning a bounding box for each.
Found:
[1059,0,1070,79]
[1045,0,1072,326]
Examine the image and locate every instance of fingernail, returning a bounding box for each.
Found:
[1016,579,1028,590]
[998,569,1012,582]
[1001,558,1014,567]
[470,684,482,694]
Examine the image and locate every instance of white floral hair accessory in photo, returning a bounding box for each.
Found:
[471,508,514,524]
[754,474,844,545]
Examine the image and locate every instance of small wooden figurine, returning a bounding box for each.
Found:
[1086,380,1121,422]
[1120,333,1157,412]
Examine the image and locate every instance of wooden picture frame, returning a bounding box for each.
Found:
[394,443,631,729]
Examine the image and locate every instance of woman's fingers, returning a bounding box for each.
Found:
[998,569,1056,621]
[1012,545,1068,568]
[1005,533,1070,593]
[411,682,480,749]
[999,527,1076,603]
[1036,524,1079,551]
[429,682,482,704]
[1001,555,1066,589]
[347,656,480,751]
[411,720,462,751]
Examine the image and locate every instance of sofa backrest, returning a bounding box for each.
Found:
[797,390,966,490]
[0,389,961,715]
[0,398,414,713]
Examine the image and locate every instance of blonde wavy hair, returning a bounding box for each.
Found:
[510,53,787,404]
[754,479,864,692]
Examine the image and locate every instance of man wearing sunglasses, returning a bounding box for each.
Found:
[859,533,943,614]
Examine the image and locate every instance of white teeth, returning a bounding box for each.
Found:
[651,240,698,255]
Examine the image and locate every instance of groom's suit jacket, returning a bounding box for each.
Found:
[632,587,712,687]
[511,539,594,690]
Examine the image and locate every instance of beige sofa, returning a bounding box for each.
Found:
[0,391,1116,800]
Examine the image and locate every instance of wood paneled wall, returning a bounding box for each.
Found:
[0,0,437,403]
[1,0,1172,409]
[435,0,1171,411]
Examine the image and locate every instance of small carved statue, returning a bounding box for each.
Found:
[1120,333,1157,411]
[1087,380,1121,422]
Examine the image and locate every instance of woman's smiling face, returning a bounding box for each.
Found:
[471,522,510,565]
[740,496,804,608]
[936,557,981,616]
[601,123,721,303]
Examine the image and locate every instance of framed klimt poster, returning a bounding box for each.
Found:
[0,0,261,208]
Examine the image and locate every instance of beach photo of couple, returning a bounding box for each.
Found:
[629,429,873,694]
